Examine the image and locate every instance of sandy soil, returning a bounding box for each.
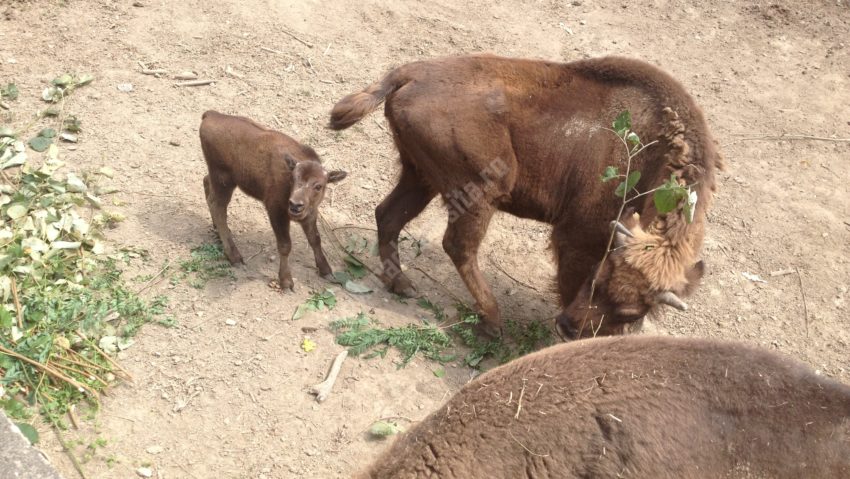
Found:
[2,0,849,477]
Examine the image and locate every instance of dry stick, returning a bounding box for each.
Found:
[54,426,88,479]
[10,276,22,329]
[731,133,850,142]
[310,350,348,402]
[68,405,80,429]
[174,79,215,87]
[282,29,314,48]
[141,69,167,75]
[0,344,100,401]
[514,379,527,419]
[795,267,809,338]
[75,332,134,381]
[134,261,171,295]
[508,430,550,457]
[260,46,284,55]
[487,252,541,293]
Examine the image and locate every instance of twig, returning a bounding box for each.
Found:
[730,133,850,142]
[0,344,99,401]
[282,29,314,48]
[68,405,80,429]
[134,261,171,294]
[54,426,88,479]
[514,379,527,419]
[141,69,167,76]
[373,117,386,131]
[75,332,134,381]
[173,73,199,81]
[174,80,215,87]
[508,430,549,457]
[10,276,22,329]
[487,252,541,293]
[324,42,332,55]
[319,79,334,84]
[309,350,348,402]
[260,46,284,55]
[411,266,464,304]
[795,267,809,338]
[245,246,269,263]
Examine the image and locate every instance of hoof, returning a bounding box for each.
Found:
[269,279,295,293]
[321,273,336,282]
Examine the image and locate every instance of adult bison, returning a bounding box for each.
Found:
[330,55,722,338]
[355,336,850,478]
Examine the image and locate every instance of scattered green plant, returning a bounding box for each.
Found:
[1,83,19,101]
[417,297,446,322]
[292,288,337,320]
[330,312,455,368]
[369,420,403,437]
[178,242,233,288]
[0,151,166,427]
[41,73,94,103]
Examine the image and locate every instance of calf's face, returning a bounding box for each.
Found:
[285,155,347,221]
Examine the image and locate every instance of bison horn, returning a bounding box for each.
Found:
[656,291,688,311]
[610,221,635,238]
[614,232,629,248]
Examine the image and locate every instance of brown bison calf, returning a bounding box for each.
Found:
[199,110,347,290]
[357,336,850,478]
[330,55,723,338]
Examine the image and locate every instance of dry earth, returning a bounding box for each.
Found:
[2,0,849,477]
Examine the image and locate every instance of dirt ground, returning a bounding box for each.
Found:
[2,0,849,477]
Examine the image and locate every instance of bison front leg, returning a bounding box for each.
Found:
[375,164,435,297]
[299,215,334,281]
[203,174,243,264]
[266,201,295,292]
[442,203,501,337]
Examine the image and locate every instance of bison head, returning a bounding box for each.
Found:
[556,213,704,340]
[286,154,347,222]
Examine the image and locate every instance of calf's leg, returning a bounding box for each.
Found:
[265,201,295,291]
[375,163,435,297]
[203,174,242,264]
[299,216,333,280]
[442,203,500,337]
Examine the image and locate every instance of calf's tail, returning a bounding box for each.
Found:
[328,68,406,130]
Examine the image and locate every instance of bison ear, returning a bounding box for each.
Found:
[284,154,297,171]
[327,170,348,183]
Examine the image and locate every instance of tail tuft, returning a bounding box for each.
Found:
[328,90,386,130]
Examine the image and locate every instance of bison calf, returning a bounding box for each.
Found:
[199,110,347,290]
[357,336,850,478]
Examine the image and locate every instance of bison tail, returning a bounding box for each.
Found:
[328,70,404,130]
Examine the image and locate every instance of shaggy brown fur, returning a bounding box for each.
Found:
[329,55,723,338]
[199,110,347,290]
[356,336,850,479]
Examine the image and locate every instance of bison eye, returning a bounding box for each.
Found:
[314,184,323,191]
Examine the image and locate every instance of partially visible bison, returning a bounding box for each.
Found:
[330,55,723,338]
[199,111,347,290]
[356,336,850,478]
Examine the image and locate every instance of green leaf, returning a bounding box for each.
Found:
[14,423,39,444]
[6,203,27,219]
[0,126,15,138]
[331,270,351,284]
[76,74,95,87]
[64,116,82,133]
[343,255,367,279]
[52,74,74,87]
[369,420,403,437]
[432,367,446,378]
[291,303,314,320]
[626,131,640,146]
[612,111,631,137]
[614,170,641,198]
[28,136,52,152]
[653,187,679,213]
[42,107,61,117]
[600,165,619,182]
[343,280,372,294]
[1,83,19,100]
[38,128,57,138]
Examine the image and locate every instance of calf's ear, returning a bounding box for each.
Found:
[284,154,297,171]
[327,170,348,183]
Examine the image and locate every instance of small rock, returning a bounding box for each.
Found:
[146,445,164,455]
[132,1,144,6]
[305,448,320,457]
[225,319,237,326]
[136,467,153,478]
[117,83,134,93]
[169,139,181,147]
[579,19,587,25]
